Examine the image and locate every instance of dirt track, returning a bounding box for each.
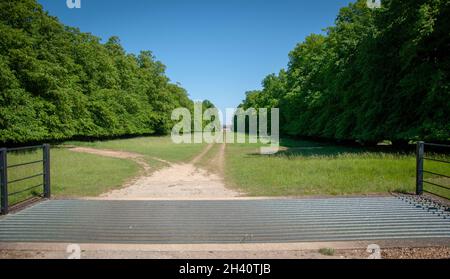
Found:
[71,145,241,200]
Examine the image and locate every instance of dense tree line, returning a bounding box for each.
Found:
[0,0,195,144]
[239,0,449,145]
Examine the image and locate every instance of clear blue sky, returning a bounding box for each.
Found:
[38,0,353,121]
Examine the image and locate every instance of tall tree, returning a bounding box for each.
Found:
[0,0,196,143]
[239,0,449,143]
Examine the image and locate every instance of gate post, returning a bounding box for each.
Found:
[416,141,424,195]
[0,148,8,215]
[43,144,51,199]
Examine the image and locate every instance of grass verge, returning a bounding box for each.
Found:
[225,137,450,197]
[6,135,206,204]
[67,135,206,164]
[7,148,139,204]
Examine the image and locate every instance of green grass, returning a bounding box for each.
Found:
[67,135,206,164]
[225,137,450,197]
[194,144,222,172]
[5,135,449,204]
[319,248,336,256]
[5,135,207,205]
[7,148,139,204]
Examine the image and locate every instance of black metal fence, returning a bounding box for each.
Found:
[416,141,450,198]
[0,144,51,215]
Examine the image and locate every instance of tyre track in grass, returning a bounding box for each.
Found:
[70,144,240,200]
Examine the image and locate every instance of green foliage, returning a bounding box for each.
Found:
[0,0,194,144]
[239,0,449,143]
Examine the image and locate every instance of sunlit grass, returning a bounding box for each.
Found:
[225,136,450,198]
[4,135,207,205]
[66,135,206,163]
[4,134,448,205]
[6,148,139,204]
[194,144,222,173]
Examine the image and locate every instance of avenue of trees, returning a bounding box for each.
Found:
[239,0,449,145]
[0,0,196,144]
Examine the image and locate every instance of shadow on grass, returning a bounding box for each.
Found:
[247,138,416,158]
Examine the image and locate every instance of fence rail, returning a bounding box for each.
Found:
[416,141,450,198]
[0,144,51,215]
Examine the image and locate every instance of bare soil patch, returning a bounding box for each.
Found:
[381,247,450,259]
[70,147,170,173]
[101,163,239,200]
[70,145,241,200]
[2,246,449,259]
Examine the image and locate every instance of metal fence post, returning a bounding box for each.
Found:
[0,148,8,215]
[43,144,51,198]
[416,141,424,195]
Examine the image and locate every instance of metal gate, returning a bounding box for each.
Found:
[0,144,51,215]
[416,142,450,199]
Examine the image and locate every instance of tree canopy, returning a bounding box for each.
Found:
[0,0,195,144]
[239,0,449,144]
